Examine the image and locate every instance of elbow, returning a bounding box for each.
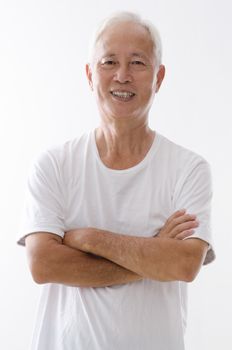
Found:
[181,259,201,283]
[31,268,47,285]
[180,239,208,282]
[28,256,50,285]
[182,269,198,283]
[25,233,62,285]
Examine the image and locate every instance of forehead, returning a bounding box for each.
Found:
[95,21,154,59]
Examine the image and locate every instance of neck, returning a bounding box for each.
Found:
[95,120,155,167]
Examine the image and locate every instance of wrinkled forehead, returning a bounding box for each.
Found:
[94,21,155,61]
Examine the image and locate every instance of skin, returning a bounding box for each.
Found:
[25,21,208,286]
[63,210,206,282]
[26,232,143,287]
[26,210,202,286]
[85,21,165,169]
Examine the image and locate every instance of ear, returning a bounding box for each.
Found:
[85,63,93,91]
[155,65,165,93]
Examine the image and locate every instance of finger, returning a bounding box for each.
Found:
[159,211,191,237]
[166,209,186,225]
[167,213,197,232]
[164,210,187,230]
[169,220,199,238]
[175,229,195,240]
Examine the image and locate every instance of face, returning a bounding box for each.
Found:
[86,21,165,123]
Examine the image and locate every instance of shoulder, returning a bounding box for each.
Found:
[27,131,91,187]
[157,133,211,173]
[31,131,90,172]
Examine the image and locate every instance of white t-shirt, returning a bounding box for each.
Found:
[18,130,215,350]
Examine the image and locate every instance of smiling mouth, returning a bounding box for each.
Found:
[110,91,136,101]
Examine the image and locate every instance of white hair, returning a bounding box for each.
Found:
[88,11,162,69]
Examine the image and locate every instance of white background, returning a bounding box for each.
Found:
[0,0,231,349]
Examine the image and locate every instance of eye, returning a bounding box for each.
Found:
[101,60,116,65]
[100,60,117,69]
[131,60,145,65]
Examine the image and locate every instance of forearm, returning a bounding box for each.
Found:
[91,233,190,281]
[26,233,142,288]
[55,245,142,287]
[69,229,207,282]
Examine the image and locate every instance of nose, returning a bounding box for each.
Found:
[113,64,132,83]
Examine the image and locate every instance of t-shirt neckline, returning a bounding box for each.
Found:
[91,128,161,174]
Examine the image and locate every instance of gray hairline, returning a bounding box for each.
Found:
[87,11,162,71]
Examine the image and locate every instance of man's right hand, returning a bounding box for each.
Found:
[157,209,199,240]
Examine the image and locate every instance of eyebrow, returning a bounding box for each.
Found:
[131,53,148,59]
[102,52,148,59]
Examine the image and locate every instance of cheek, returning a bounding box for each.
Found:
[137,73,155,92]
[93,82,110,102]
[93,75,110,93]
[140,83,155,99]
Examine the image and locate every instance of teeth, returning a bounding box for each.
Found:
[111,91,134,98]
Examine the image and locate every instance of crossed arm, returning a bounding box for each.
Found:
[25,210,208,287]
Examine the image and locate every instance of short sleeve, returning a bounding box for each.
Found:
[172,158,215,265]
[17,151,66,246]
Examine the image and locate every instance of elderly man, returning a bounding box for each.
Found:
[18,11,215,350]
